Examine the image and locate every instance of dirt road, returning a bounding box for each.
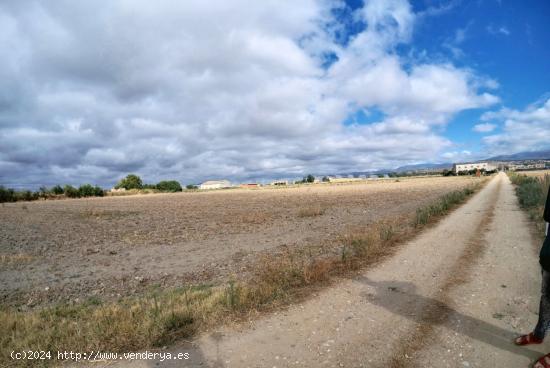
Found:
[93,173,546,367]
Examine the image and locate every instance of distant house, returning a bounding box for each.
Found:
[199,180,231,190]
[453,162,496,174]
[509,163,546,171]
[328,177,363,183]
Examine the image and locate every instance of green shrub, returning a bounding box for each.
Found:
[0,186,16,202]
[516,181,543,207]
[186,184,198,190]
[509,173,548,209]
[156,180,182,192]
[508,173,549,238]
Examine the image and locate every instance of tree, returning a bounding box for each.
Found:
[78,184,96,197]
[322,176,330,182]
[94,185,104,196]
[39,186,50,197]
[305,174,315,183]
[51,185,64,195]
[64,185,79,198]
[156,180,182,192]
[115,174,143,190]
[186,184,198,190]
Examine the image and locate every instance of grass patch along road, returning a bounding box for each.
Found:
[508,171,550,238]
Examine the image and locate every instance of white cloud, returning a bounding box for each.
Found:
[0,0,500,187]
[441,150,473,160]
[473,123,497,132]
[487,24,511,36]
[480,97,550,155]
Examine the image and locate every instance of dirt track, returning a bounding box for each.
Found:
[102,172,547,367]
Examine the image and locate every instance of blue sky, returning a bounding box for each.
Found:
[411,0,550,154]
[338,0,550,159]
[0,0,549,188]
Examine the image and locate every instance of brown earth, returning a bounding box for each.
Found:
[98,172,545,368]
[0,176,481,308]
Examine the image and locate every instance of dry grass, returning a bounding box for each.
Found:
[80,208,138,219]
[521,170,550,178]
[0,253,34,265]
[297,205,325,217]
[0,183,484,367]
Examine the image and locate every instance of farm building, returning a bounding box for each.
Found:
[199,180,231,190]
[453,162,496,173]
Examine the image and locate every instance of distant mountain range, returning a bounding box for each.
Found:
[394,162,453,171]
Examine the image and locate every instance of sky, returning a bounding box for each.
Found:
[0,0,549,188]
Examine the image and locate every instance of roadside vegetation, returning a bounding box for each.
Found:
[414,186,476,226]
[508,172,550,237]
[0,181,485,366]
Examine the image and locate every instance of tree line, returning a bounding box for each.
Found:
[0,174,191,203]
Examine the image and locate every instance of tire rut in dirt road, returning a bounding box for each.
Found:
[386,177,502,368]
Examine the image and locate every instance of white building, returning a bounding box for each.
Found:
[453,162,496,173]
[199,180,231,190]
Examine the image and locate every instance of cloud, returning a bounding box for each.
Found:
[480,96,550,155]
[487,24,511,36]
[0,0,499,188]
[441,150,473,161]
[472,123,497,132]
